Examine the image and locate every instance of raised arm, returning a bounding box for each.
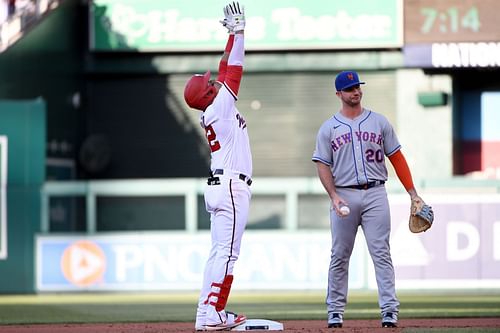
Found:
[216,33,235,83]
[218,2,245,97]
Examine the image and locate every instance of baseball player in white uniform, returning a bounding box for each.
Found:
[312,71,423,328]
[183,2,250,331]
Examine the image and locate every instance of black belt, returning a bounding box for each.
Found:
[337,180,385,190]
[208,169,252,186]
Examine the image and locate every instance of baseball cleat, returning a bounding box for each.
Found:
[381,312,398,328]
[204,311,246,331]
[327,313,343,328]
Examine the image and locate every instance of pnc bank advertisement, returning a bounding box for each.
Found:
[36,232,338,291]
[36,194,500,291]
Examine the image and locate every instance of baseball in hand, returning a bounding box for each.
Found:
[339,205,350,216]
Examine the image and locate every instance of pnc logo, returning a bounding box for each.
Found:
[61,240,106,287]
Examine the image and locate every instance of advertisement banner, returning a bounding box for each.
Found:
[36,194,500,291]
[404,42,500,68]
[90,0,402,51]
[37,232,366,291]
[387,194,500,289]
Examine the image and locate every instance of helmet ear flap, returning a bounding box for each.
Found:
[205,85,217,97]
[197,85,218,110]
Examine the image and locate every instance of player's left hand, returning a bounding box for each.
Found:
[409,195,434,233]
[224,1,245,32]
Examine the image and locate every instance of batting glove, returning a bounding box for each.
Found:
[224,1,245,32]
[219,5,233,33]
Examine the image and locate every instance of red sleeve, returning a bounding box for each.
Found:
[224,65,243,97]
[388,150,415,192]
[217,61,228,83]
[216,34,234,83]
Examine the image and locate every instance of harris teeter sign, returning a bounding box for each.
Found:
[90,0,402,52]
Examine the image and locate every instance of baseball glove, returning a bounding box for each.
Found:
[409,195,434,233]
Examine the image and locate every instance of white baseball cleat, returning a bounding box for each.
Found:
[381,312,398,328]
[195,310,207,331]
[205,311,247,331]
[328,313,343,328]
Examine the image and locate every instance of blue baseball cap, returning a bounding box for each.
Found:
[335,71,365,91]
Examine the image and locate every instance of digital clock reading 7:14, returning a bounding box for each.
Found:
[420,6,480,34]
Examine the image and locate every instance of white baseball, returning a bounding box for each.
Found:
[340,205,350,216]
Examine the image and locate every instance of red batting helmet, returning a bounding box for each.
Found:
[184,71,214,111]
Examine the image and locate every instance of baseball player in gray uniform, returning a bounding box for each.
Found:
[184,2,250,331]
[312,71,423,328]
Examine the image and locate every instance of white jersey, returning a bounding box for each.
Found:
[312,108,400,186]
[201,83,252,177]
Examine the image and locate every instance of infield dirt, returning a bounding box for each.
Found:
[1,317,500,332]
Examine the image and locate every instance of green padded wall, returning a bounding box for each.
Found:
[0,99,46,293]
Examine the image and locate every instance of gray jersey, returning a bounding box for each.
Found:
[312,108,400,186]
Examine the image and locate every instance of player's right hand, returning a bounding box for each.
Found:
[219,5,233,33]
[330,194,348,217]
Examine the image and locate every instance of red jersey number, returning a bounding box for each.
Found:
[205,125,221,152]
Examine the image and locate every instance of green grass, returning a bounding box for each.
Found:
[0,291,499,325]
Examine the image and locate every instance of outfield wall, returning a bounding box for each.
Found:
[36,193,500,292]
